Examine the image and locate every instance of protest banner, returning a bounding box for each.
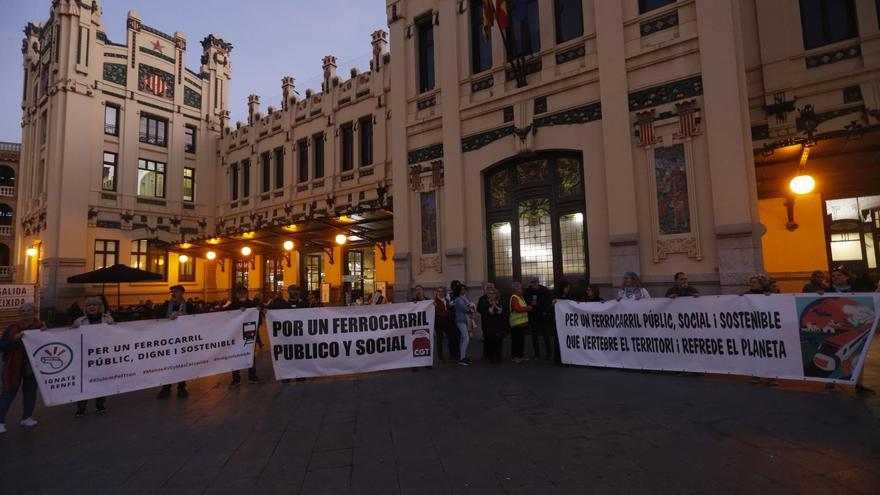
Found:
[555,294,880,383]
[0,284,36,309]
[23,308,259,406]
[267,301,435,379]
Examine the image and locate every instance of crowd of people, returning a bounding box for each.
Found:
[1,267,877,434]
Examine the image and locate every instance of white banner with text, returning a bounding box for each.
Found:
[555,294,880,383]
[267,301,435,379]
[23,309,259,406]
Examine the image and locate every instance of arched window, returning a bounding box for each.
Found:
[0,204,12,226]
[484,152,587,292]
[0,166,14,188]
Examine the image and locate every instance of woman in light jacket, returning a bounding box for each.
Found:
[72,297,115,417]
[452,284,474,366]
[617,272,651,300]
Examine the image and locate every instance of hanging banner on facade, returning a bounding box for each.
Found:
[267,301,435,379]
[555,294,880,383]
[22,308,259,406]
[0,285,36,309]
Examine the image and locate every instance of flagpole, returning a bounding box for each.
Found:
[496,3,527,88]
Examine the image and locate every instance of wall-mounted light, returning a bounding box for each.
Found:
[206,251,217,260]
[178,254,189,263]
[335,234,347,245]
[241,246,252,256]
[789,175,815,195]
[283,240,294,251]
[26,247,38,257]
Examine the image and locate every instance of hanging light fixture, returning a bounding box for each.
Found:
[789,146,815,195]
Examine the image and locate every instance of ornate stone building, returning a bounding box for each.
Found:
[0,142,19,282]
[15,0,880,317]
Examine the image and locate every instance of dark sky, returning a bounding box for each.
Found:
[0,0,388,142]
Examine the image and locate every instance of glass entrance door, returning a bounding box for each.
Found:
[825,195,880,286]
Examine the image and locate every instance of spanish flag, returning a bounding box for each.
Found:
[495,0,510,30]
[482,0,496,40]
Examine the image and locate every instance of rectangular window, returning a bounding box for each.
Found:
[313,133,325,178]
[178,255,195,282]
[274,148,284,189]
[490,222,513,277]
[416,15,436,93]
[470,0,493,74]
[102,152,117,192]
[39,111,47,145]
[297,139,309,183]
[508,0,541,57]
[105,104,119,136]
[639,0,676,14]
[183,167,195,202]
[799,0,858,50]
[36,159,44,195]
[234,259,249,287]
[304,253,323,292]
[242,160,251,197]
[341,123,354,172]
[137,158,166,198]
[555,0,584,43]
[139,114,168,147]
[131,239,167,278]
[261,152,271,192]
[559,212,586,274]
[184,125,196,153]
[231,163,239,201]
[94,240,119,269]
[359,116,373,167]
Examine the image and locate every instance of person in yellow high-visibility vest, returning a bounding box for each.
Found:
[509,282,532,363]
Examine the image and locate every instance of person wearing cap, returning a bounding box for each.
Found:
[617,272,651,300]
[665,272,700,298]
[524,278,552,360]
[71,296,115,417]
[226,285,260,387]
[154,285,195,399]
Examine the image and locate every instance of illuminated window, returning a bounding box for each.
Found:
[131,239,167,278]
[102,152,117,192]
[518,198,554,287]
[304,254,324,292]
[560,213,585,274]
[490,222,513,277]
[183,167,195,202]
[94,240,118,269]
[137,159,165,198]
[178,256,195,282]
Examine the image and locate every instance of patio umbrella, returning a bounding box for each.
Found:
[67,264,164,310]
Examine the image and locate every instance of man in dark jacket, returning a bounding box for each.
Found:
[666,272,700,298]
[802,270,828,293]
[268,284,308,309]
[155,285,196,399]
[227,285,260,387]
[524,279,552,360]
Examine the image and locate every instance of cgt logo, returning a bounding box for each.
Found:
[32,343,74,375]
[412,329,431,358]
[242,321,257,347]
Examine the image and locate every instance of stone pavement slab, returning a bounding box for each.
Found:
[1,338,879,495]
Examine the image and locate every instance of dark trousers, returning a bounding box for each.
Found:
[160,381,187,392]
[511,325,527,358]
[0,374,38,423]
[436,317,459,361]
[76,397,106,412]
[232,365,257,381]
[529,316,551,358]
[484,331,504,362]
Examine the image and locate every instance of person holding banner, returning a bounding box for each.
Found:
[227,285,261,387]
[665,272,700,298]
[509,282,532,364]
[452,284,475,366]
[478,285,506,364]
[71,297,115,417]
[0,303,47,434]
[433,287,457,363]
[155,285,195,399]
[525,279,553,360]
[617,272,651,300]
[802,270,828,293]
[269,284,308,310]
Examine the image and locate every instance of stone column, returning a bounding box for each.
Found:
[695,0,764,292]
[594,1,641,284]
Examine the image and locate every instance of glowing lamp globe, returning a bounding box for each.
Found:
[283,240,295,251]
[335,234,347,245]
[178,254,189,263]
[789,175,815,195]
[26,247,38,257]
[206,251,217,260]
[241,246,252,256]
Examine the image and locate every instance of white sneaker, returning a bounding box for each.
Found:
[0,424,6,434]
[20,417,38,427]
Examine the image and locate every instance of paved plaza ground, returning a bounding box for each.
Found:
[1,337,879,495]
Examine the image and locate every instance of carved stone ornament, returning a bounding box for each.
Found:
[655,237,702,262]
[417,255,442,274]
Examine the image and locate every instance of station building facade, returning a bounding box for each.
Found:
[15,0,880,318]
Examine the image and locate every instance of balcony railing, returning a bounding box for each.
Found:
[104,124,119,136]
[0,226,11,236]
[0,186,14,197]
[139,133,167,147]
[0,266,12,280]
[0,142,21,152]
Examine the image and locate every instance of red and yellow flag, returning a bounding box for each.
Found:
[482,0,496,40]
[495,0,510,30]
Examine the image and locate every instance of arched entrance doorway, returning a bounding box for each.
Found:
[484,151,587,294]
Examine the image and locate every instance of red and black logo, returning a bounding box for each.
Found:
[412,329,431,357]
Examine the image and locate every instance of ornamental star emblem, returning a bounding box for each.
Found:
[152,40,163,52]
